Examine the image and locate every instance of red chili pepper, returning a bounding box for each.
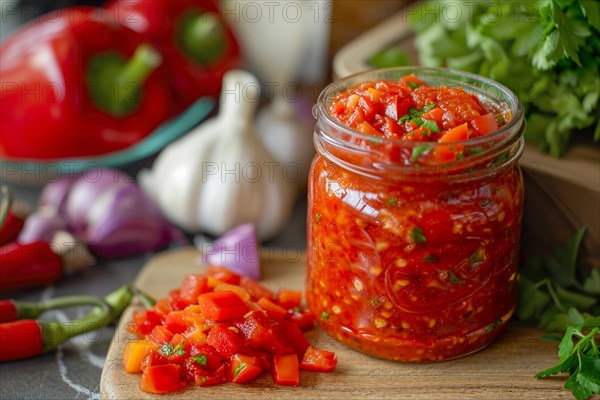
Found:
[106,0,241,111]
[0,286,133,361]
[0,208,27,245]
[0,242,64,292]
[0,299,111,362]
[0,320,44,361]
[0,235,95,292]
[0,300,18,323]
[0,7,175,160]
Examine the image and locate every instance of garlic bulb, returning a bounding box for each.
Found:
[139,70,297,240]
[256,99,315,189]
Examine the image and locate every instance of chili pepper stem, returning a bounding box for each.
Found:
[179,12,226,64]
[115,44,162,96]
[40,296,112,353]
[0,186,12,229]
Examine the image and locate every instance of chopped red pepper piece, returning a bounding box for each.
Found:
[140,364,184,394]
[206,323,243,358]
[300,347,338,372]
[198,291,248,321]
[227,353,262,384]
[273,354,300,386]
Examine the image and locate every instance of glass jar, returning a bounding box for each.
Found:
[307,67,525,362]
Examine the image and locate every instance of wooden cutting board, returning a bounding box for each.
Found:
[100,247,570,399]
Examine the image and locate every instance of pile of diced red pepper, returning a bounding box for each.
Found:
[124,266,337,393]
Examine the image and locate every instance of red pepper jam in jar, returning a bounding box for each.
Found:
[307,68,525,362]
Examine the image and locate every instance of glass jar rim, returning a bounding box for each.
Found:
[315,66,524,150]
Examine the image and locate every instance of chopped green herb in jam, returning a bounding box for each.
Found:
[469,247,486,267]
[467,146,485,156]
[407,81,420,89]
[448,270,464,284]
[386,198,398,206]
[424,255,440,262]
[370,296,385,308]
[410,227,427,243]
[485,319,503,332]
[315,213,321,222]
[320,311,330,321]
[411,145,431,161]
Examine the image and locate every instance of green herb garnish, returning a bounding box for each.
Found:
[159,343,174,356]
[233,363,246,378]
[173,341,186,356]
[448,270,464,284]
[315,213,321,223]
[410,227,427,243]
[407,81,421,89]
[516,228,600,331]
[469,247,486,267]
[535,315,600,400]
[409,0,600,157]
[386,198,398,206]
[467,146,485,156]
[398,104,436,125]
[411,145,431,161]
[193,355,207,366]
[485,318,503,332]
[199,377,207,383]
[321,311,330,321]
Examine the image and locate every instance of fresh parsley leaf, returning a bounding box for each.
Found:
[410,0,600,156]
[159,343,174,357]
[193,355,207,366]
[422,103,436,112]
[535,317,600,400]
[321,311,329,321]
[410,227,427,243]
[315,213,321,223]
[421,119,441,133]
[368,46,411,68]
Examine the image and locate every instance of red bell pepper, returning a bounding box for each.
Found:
[139,364,184,394]
[0,7,175,160]
[226,353,263,384]
[272,354,299,386]
[106,0,241,110]
[300,347,338,372]
[197,291,248,321]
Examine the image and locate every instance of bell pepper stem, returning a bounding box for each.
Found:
[114,44,161,101]
[0,186,12,229]
[40,296,112,353]
[87,44,161,117]
[179,12,227,64]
